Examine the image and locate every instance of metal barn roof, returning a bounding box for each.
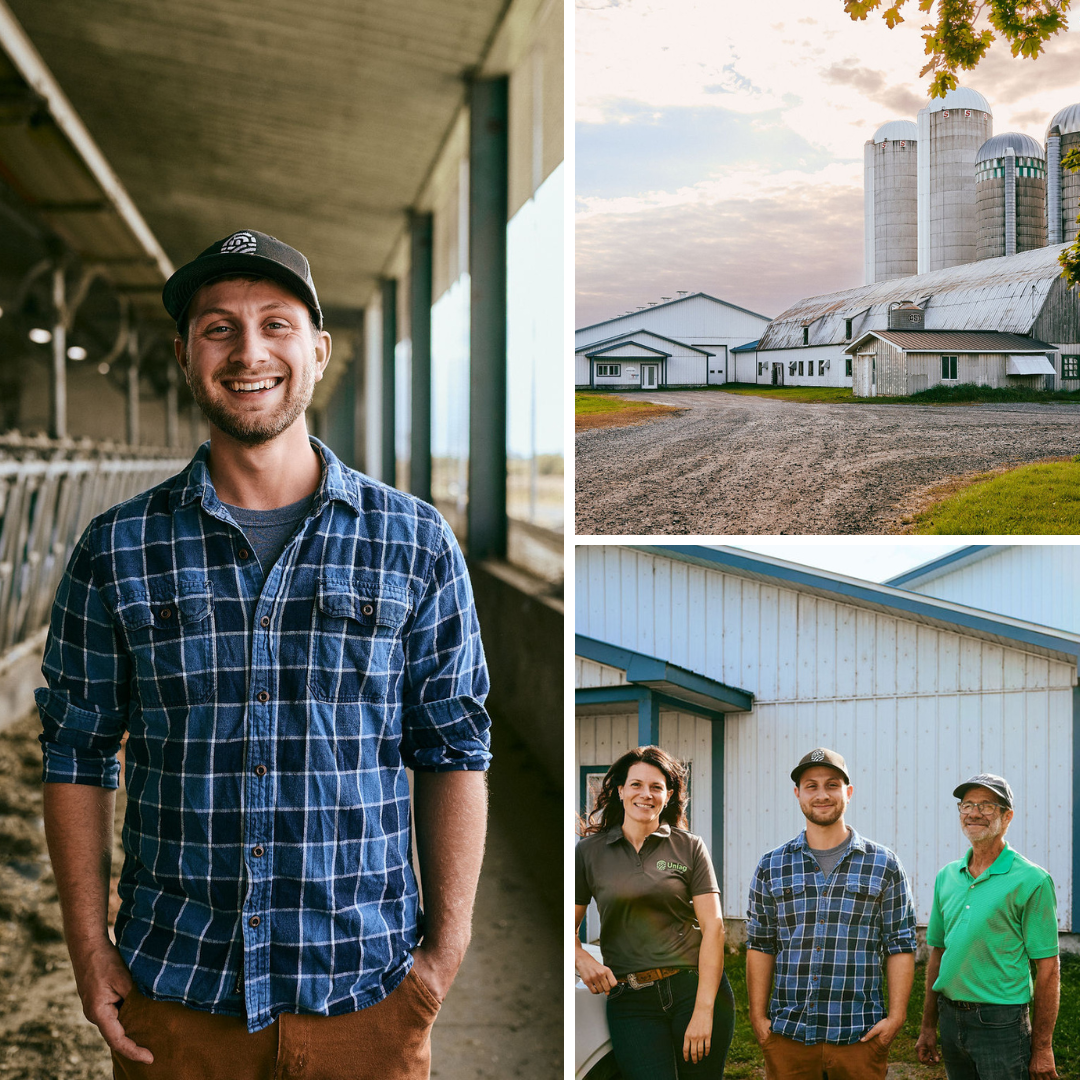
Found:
[759,244,1072,351]
[576,291,772,334]
[845,329,1054,354]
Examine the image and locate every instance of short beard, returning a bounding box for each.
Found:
[802,801,845,827]
[187,351,317,447]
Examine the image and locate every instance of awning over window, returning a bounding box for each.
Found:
[1006,355,1055,375]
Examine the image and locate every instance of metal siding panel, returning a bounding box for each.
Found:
[855,609,876,698]
[876,615,897,697]
[670,560,689,668]
[759,586,780,702]
[837,605,856,698]
[1024,690,1050,869]
[619,547,639,655]
[604,548,622,644]
[688,565,707,677]
[868,697,896,846]
[637,552,655,656]
[982,642,1004,691]
[896,621,918,694]
[778,589,798,700]
[693,715,713,855]
[578,714,595,766]
[894,696,919,895]
[959,638,982,693]
[742,580,760,695]
[654,557,672,661]
[939,632,959,694]
[1047,687,1072,929]
[1004,645,1027,690]
[797,595,817,700]
[816,600,837,700]
[719,573,739,688]
[1027,653,1050,690]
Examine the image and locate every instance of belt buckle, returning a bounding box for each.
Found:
[627,972,655,990]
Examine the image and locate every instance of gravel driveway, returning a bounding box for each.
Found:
[575,391,1080,534]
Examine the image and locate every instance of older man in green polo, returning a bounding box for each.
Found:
[915,773,1060,1080]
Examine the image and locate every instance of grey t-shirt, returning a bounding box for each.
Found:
[222,493,315,583]
[809,828,853,879]
[575,823,719,975]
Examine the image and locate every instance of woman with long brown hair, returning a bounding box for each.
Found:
[575,746,735,1078]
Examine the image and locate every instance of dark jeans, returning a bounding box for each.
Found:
[606,969,736,1080]
[938,998,1031,1080]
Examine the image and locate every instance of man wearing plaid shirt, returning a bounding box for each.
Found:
[746,748,917,1080]
[37,231,490,1080]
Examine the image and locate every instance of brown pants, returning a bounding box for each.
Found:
[112,970,441,1080]
[762,1030,889,1080]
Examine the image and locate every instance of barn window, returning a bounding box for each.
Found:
[798,361,804,376]
[941,355,958,381]
[803,326,809,346]
[596,364,621,377]
[845,318,853,339]
[845,358,852,378]
[1063,355,1080,379]
[819,360,825,376]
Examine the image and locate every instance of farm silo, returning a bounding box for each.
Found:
[975,133,1047,260]
[917,87,993,273]
[864,120,918,284]
[1046,102,1080,245]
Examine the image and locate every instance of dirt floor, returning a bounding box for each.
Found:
[575,402,687,432]
[0,711,561,1079]
[575,391,1080,534]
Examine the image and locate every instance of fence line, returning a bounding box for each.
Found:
[0,438,189,656]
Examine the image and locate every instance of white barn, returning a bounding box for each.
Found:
[888,544,1080,634]
[575,292,772,390]
[576,544,1080,944]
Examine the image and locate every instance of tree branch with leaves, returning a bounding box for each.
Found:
[1059,146,1080,287]
[843,0,1070,99]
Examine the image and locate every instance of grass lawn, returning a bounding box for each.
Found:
[721,950,1080,1079]
[575,392,667,415]
[909,459,1080,534]
[714,383,856,404]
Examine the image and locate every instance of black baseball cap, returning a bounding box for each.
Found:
[791,748,850,785]
[953,773,1014,808]
[162,229,323,331]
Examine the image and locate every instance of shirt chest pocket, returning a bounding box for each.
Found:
[115,582,216,709]
[308,577,410,703]
[840,874,885,929]
[769,878,808,931]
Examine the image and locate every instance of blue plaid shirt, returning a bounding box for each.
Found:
[37,438,491,1033]
[746,829,917,1045]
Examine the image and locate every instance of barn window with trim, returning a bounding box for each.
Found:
[798,361,804,376]
[1063,355,1080,379]
[818,360,825,376]
[941,355,958,381]
[596,364,621,377]
[845,358,852,378]
[845,318,852,339]
[802,326,809,346]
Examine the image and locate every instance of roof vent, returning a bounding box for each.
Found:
[888,301,924,331]
[677,290,688,296]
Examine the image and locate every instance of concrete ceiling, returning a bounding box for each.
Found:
[4,0,510,316]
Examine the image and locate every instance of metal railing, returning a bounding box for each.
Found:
[0,435,189,656]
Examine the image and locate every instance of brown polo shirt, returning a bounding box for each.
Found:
[575,824,720,976]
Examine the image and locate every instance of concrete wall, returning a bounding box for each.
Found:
[869,137,918,282]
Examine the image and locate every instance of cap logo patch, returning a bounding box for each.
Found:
[811,749,825,762]
[220,231,257,255]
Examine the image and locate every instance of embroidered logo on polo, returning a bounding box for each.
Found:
[220,231,258,254]
[811,749,825,762]
[657,859,688,873]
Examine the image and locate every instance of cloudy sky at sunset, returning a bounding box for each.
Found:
[576,0,1080,328]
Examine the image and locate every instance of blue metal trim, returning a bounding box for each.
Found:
[576,686,650,706]
[884,546,990,587]
[639,692,660,746]
[634,547,1080,664]
[712,715,725,896]
[1074,686,1080,931]
[575,634,637,670]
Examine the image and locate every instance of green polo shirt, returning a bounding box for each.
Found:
[575,824,719,976]
[926,843,1059,1004]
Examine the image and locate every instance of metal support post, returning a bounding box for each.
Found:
[467,76,508,560]
[49,264,66,439]
[409,212,433,502]
[165,360,179,447]
[380,278,397,487]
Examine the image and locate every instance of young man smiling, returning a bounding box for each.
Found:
[37,230,490,1079]
[746,748,917,1080]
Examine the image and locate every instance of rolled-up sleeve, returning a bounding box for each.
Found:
[400,517,491,772]
[881,857,918,954]
[37,526,128,788]
[746,857,778,954]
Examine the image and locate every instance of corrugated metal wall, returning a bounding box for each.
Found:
[906,546,1080,635]
[576,546,1075,929]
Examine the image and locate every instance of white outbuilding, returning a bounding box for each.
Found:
[575,292,772,390]
[576,544,1080,945]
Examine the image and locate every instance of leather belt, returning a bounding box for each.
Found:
[941,997,987,1011]
[617,967,681,989]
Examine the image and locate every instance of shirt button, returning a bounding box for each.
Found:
[254,764,267,777]
[252,846,265,858]
[260,615,270,628]
[248,915,260,927]
[159,607,172,620]
[238,548,250,560]
[257,690,270,703]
